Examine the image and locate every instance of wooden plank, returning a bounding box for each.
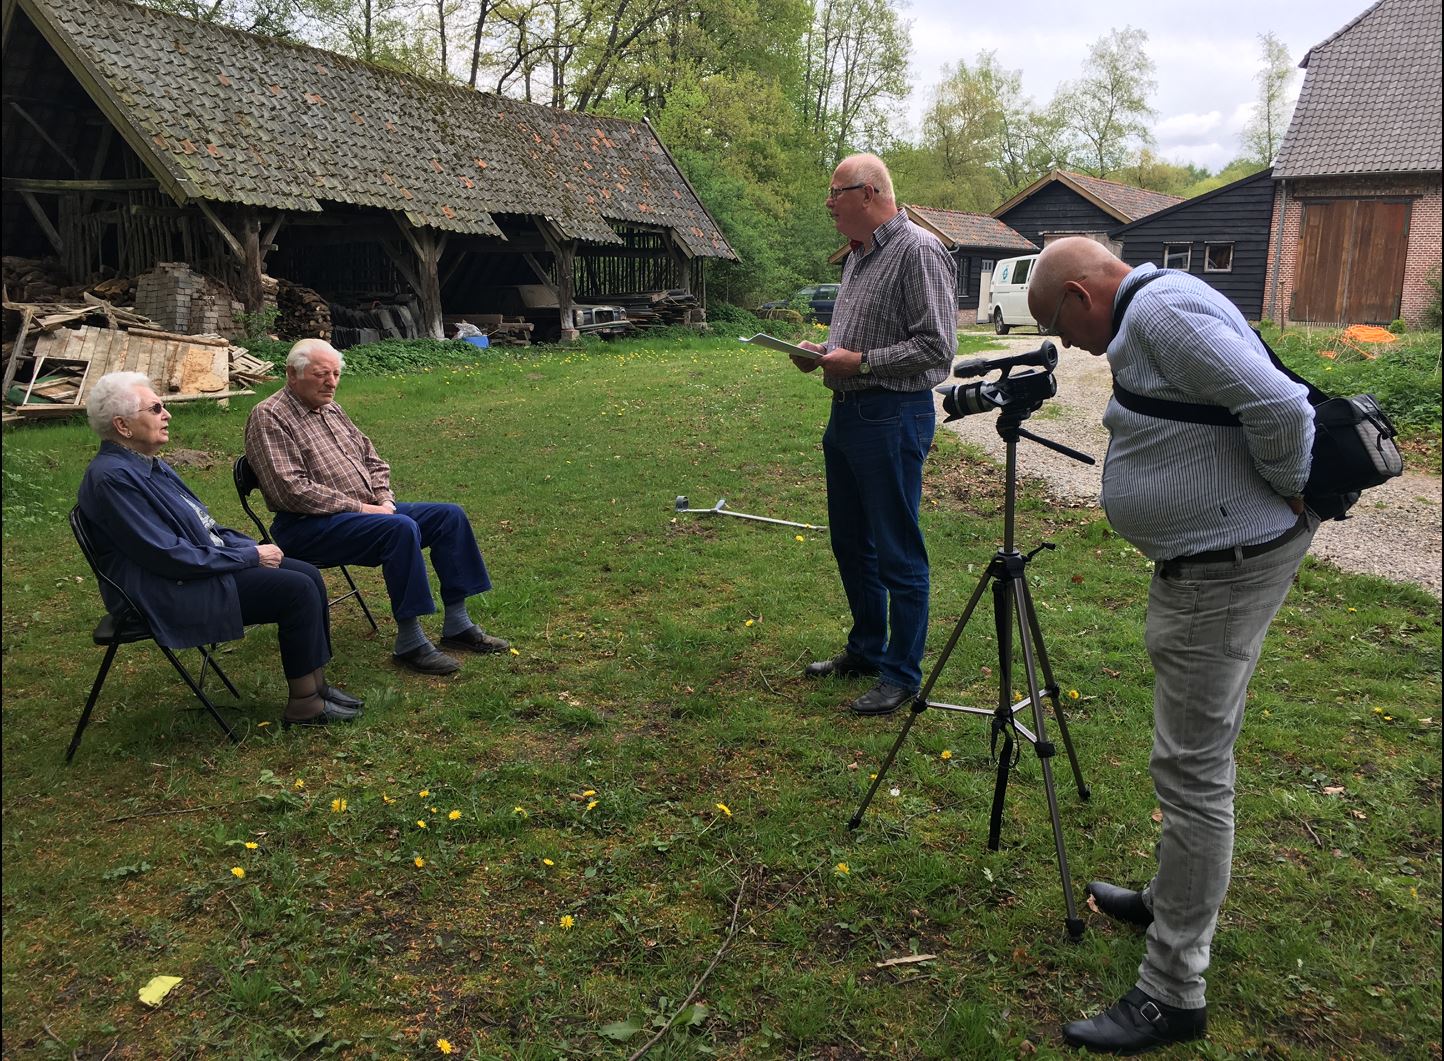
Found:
[125,326,231,347]
[0,305,35,397]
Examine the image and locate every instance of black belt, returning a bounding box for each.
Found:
[831,386,891,401]
[1162,513,1309,568]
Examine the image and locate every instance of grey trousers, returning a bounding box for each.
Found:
[1136,515,1318,1008]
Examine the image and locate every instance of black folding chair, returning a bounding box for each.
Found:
[67,506,242,762]
[232,455,379,633]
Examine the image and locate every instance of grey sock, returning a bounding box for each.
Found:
[441,600,476,638]
[394,616,432,656]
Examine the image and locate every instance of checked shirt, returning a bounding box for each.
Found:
[244,386,394,514]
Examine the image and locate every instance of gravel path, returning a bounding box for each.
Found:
[937,334,1442,598]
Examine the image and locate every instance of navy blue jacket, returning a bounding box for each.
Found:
[77,442,260,648]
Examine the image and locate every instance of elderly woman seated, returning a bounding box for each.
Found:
[76,371,362,727]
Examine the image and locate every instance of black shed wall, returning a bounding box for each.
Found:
[996,183,1119,247]
[1113,170,1275,320]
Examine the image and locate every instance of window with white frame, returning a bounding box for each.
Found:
[1204,243,1234,272]
[1163,244,1192,269]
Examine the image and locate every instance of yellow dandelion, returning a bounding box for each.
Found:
[414,856,426,868]
[382,793,396,804]
[416,819,428,830]
[744,619,755,627]
[430,806,438,813]
[585,799,598,813]
[582,789,596,797]
[244,841,258,850]
[794,534,805,542]
[835,862,850,875]
[1384,715,1394,721]
[231,866,246,879]
[293,778,305,789]
[715,802,732,817]
[331,798,347,813]
[1372,706,1383,714]
[1347,607,1357,613]
[543,858,555,866]
[514,805,529,818]
[419,789,430,798]
[437,1039,453,1055]
[940,749,952,761]
[1067,689,1080,700]
[559,914,575,929]
[448,810,462,821]
[509,648,520,655]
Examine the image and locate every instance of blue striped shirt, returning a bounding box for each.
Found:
[1101,265,1314,561]
[826,209,957,393]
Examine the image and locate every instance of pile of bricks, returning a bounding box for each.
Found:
[134,262,247,338]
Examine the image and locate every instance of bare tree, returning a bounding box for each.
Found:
[1063,26,1156,177]
[1241,32,1295,165]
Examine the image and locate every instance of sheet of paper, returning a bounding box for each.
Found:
[739,333,823,360]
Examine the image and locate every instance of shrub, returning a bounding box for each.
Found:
[1423,265,1442,329]
[1389,318,1407,334]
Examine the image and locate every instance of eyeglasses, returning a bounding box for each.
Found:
[1042,289,1075,335]
[826,182,867,201]
[137,402,166,415]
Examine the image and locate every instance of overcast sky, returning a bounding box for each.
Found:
[900,0,1373,172]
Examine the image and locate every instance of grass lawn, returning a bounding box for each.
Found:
[2,332,1439,1059]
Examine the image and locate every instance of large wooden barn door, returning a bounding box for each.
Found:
[1292,199,1410,324]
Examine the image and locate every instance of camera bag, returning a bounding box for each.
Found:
[1109,270,1404,521]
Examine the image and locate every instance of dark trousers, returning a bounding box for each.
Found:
[233,558,332,678]
[822,389,936,689]
[271,502,491,621]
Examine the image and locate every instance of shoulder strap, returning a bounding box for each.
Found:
[1110,268,1170,342]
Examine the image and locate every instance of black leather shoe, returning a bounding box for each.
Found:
[804,650,879,679]
[1087,880,1153,928]
[392,645,461,675]
[1061,987,1205,1054]
[322,685,364,710]
[439,626,510,654]
[283,699,362,729]
[849,681,917,717]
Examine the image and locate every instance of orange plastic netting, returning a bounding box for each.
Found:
[1340,325,1398,344]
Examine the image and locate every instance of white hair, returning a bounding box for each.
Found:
[287,339,345,375]
[87,371,153,439]
[840,153,896,203]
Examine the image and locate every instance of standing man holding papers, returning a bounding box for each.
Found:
[791,153,957,717]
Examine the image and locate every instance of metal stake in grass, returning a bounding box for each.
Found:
[673,495,826,531]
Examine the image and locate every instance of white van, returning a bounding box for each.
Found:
[987,253,1043,335]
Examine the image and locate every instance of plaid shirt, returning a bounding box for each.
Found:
[244,386,394,514]
[827,209,957,393]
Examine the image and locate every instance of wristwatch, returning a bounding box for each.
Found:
[858,353,871,376]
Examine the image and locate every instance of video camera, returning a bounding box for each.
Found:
[937,341,1058,422]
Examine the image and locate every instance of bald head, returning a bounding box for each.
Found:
[1028,238,1132,355]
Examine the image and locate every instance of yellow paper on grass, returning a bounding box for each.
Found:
[138,975,183,1007]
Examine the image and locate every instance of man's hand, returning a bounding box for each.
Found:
[256,543,284,567]
[357,501,397,515]
[818,346,863,379]
[790,340,826,373]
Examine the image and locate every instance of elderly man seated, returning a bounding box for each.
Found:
[244,339,507,676]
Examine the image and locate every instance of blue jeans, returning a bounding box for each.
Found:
[271,502,491,621]
[822,389,936,689]
[1136,513,1318,1008]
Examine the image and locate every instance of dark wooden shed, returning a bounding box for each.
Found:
[992,170,1184,253]
[1111,168,1276,320]
[1,0,736,343]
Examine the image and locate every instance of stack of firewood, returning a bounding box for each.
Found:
[592,289,703,328]
[89,275,135,305]
[277,280,332,340]
[3,256,78,303]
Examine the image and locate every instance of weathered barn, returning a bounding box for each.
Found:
[1,0,736,343]
[1264,0,1442,327]
[992,170,1184,254]
[1112,168,1276,320]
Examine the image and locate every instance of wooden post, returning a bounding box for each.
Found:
[241,210,264,314]
[536,219,579,343]
[390,214,447,339]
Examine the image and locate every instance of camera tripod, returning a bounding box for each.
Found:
[848,405,1095,940]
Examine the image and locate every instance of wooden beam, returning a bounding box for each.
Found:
[521,253,557,292]
[195,200,246,262]
[241,210,264,313]
[2,177,160,194]
[19,191,63,254]
[259,214,286,263]
[380,241,422,294]
[6,101,80,176]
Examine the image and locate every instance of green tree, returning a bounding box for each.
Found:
[916,52,1010,209]
[1179,156,1269,198]
[1241,31,1295,165]
[800,0,912,165]
[1063,26,1156,178]
[1122,149,1206,196]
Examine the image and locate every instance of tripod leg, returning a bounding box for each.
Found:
[986,570,1016,851]
[1019,580,1090,801]
[1011,578,1085,940]
[850,565,995,829]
